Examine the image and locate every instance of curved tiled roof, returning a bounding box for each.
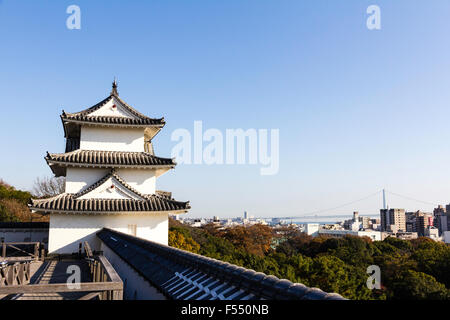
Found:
[29,194,189,214]
[29,170,190,214]
[61,94,165,127]
[97,228,346,300]
[46,150,176,167]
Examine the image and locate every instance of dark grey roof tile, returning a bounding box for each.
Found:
[29,194,189,214]
[302,288,330,300]
[46,150,175,169]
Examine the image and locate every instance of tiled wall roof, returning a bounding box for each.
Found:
[97,228,346,300]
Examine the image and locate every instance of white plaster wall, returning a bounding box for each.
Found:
[77,176,145,200]
[89,97,140,119]
[116,168,156,194]
[65,168,156,195]
[80,127,145,152]
[65,167,109,194]
[48,213,168,254]
[100,243,167,300]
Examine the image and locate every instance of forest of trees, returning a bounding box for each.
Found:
[0,177,64,223]
[169,218,450,300]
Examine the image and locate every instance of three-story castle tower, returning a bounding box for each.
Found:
[30,81,190,253]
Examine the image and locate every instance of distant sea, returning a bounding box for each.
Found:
[265,214,380,225]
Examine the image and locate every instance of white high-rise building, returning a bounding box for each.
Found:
[30,81,190,253]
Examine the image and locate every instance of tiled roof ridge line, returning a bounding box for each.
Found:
[28,193,66,205]
[114,94,165,122]
[46,149,176,163]
[62,95,112,117]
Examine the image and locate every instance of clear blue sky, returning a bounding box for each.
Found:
[1,1,450,218]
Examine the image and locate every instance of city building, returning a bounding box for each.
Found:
[28,82,190,253]
[434,205,445,216]
[384,231,418,241]
[380,208,406,232]
[318,229,382,241]
[304,223,320,237]
[405,212,416,232]
[405,211,434,236]
[188,218,207,227]
[434,205,449,235]
[321,223,343,231]
[416,212,433,237]
[343,211,361,231]
[360,216,371,229]
[443,231,450,244]
[343,211,373,231]
[424,226,440,241]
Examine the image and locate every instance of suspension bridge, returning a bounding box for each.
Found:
[270,189,444,220]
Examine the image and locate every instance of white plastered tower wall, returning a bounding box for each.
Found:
[80,127,145,152]
[48,213,168,254]
[31,81,189,254]
[65,167,156,195]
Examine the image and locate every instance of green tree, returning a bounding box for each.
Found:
[390,270,448,300]
[168,229,200,253]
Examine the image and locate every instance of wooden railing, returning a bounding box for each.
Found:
[83,241,123,300]
[1,241,42,261]
[0,241,123,300]
[0,280,123,299]
[0,261,31,286]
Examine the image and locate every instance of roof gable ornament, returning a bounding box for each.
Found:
[60,81,165,128]
[111,78,119,96]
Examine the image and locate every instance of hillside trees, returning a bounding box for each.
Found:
[0,178,49,222]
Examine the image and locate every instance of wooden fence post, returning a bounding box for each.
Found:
[34,243,39,261]
[40,247,45,261]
